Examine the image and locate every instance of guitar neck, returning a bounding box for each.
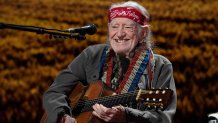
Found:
[73,92,137,113]
[71,87,173,116]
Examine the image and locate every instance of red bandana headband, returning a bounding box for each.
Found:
[108,7,147,25]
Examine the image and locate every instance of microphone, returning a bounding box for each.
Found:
[66,24,97,35]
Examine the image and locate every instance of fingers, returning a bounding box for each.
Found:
[92,104,113,115]
[60,114,77,123]
[113,105,125,112]
[92,104,125,122]
[92,110,111,122]
[110,105,126,122]
[112,92,117,95]
[92,104,115,121]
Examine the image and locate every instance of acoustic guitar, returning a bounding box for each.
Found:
[40,80,173,123]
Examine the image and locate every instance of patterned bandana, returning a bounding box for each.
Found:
[108,7,147,25]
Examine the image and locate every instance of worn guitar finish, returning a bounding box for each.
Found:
[40,80,172,123]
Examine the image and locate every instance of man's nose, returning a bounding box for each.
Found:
[117,27,126,38]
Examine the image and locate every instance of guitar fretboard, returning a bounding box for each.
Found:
[73,92,137,113]
[71,89,172,116]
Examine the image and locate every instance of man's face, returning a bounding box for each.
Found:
[108,18,142,57]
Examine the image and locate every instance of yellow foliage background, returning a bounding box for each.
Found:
[0,0,217,123]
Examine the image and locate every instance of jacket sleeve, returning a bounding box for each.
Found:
[42,44,106,123]
[42,49,89,123]
[125,59,177,123]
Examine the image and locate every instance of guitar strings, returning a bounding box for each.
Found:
[70,89,170,112]
[71,91,137,108]
[71,91,137,112]
[71,90,155,107]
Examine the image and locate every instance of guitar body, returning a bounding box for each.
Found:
[40,80,172,123]
[40,80,113,123]
[72,80,112,123]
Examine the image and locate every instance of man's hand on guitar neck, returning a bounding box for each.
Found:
[92,104,126,122]
[59,114,77,123]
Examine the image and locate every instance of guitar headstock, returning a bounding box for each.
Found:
[136,89,173,111]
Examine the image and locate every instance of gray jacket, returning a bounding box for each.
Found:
[43,44,177,123]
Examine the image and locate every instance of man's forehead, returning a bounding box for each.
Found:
[110,18,136,25]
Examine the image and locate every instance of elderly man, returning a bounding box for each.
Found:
[43,1,177,123]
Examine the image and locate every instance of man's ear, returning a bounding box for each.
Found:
[142,25,149,37]
[139,25,148,42]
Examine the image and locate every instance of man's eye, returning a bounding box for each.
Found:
[124,26,134,31]
[125,26,132,28]
[111,25,118,28]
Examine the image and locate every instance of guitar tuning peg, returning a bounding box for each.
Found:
[152,98,156,101]
[159,98,162,102]
[154,105,157,109]
[146,98,150,101]
[147,105,151,109]
[157,103,164,110]
[149,91,153,94]
[162,90,166,94]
